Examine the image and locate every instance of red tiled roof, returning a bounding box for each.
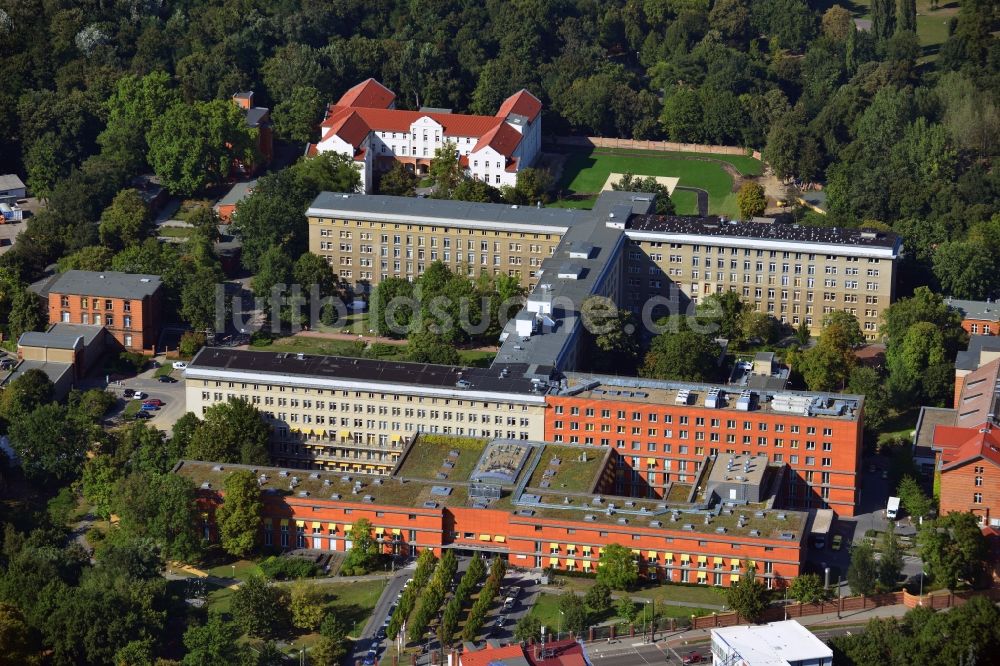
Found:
[936,424,1000,469]
[319,108,371,147]
[497,89,543,122]
[354,147,366,162]
[336,78,395,109]
[472,122,524,157]
[460,640,586,666]
[460,644,524,666]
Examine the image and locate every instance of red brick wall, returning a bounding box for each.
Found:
[544,395,863,516]
[48,290,160,353]
[939,458,1000,523]
[961,319,997,336]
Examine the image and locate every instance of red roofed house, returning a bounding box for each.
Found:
[308,79,543,193]
[456,638,588,666]
[923,358,1000,526]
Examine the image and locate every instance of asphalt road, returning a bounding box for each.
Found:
[101,366,188,435]
[350,562,414,666]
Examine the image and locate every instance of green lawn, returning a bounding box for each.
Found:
[397,434,488,481]
[324,579,386,636]
[250,334,495,367]
[153,364,174,377]
[848,0,958,62]
[122,400,141,418]
[670,189,700,216]
[554,576,727,608]
[158,226,194,238]
[207,584,236,615]
[554,148,754,217]
[526,445,605,493]
[207,559,262,580]
[528,592,712,631]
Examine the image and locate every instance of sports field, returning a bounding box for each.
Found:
[551,147,762,217]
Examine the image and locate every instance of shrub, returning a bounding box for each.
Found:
[179,331,207,357]
[258,555,319,580]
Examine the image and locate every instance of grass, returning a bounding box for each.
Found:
[847,0,958,62]
[529,592,568,630]
[396,434,488,481]
[250,334,496,367]
[555,576,727,608]
[174,199,213,221]
[122,400,141,418]
[207,559,263,580]
[153,364,174,378]
[553,148,752,217]
[526,445,605,493]
[324,579,386,636]
[207,584,236,614]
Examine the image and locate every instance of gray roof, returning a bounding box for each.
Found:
[47,323,104,345]
[955,335,1000,371]
[245,107,270,128]
[46,270,162,299]
[215,179,258,207]
[948,298,1000,323]
[308,192,587,232]
[627,214,901,250]
[18,331,82,350]
[0,360,73,389]
[0,174,25,191]
[27,273,62,298]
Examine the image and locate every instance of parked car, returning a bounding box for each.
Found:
[134,411,152,419]
[140,403,159,411]
[157,375,178,383]
[832,534,843,551]
[132,391,147,400]
[682,651,704,664]
[172,361,187,370]
[123,388,135,398]
[142,398,164,407]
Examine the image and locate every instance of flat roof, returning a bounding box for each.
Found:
[186,348,548,402]
[626,215,901,256]
[558,374,863,422]
[706,454,769,487]
[948,298,1000,323]
[45,270,162,299]
[712,620,832,664]
[215,179,257,207]
[308,192,587,233]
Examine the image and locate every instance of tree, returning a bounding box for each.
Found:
[342,518,379,574]
[57,245,115,272]
[513,615,542,642]
[370,277,415,337]
[611,172,675,215]
[584,581,612,612]
[310,635,347,666]
[181,264,225,332]
[231,574,289,640]
[848,542,879,595]
[428,141,464,197]
[147,99,257,196]
[82,455,120,520]
[289,582,327,631]
[378,162,419,196]
[896,476,933,520]
[9,404,88,482]
[879,528,904,589]
[7,289,43,343]
[616,596,638,624]
[919,512,989,590]
[215,470,263,558]
[294,252,337,298]
[406,329,461,365]
[558,594,588,636]
[185,398,270,465]
[98,189,152,251]
[113,472,203,561]
[98,71,180,174]
[183,614,247,666]
[0,368,53,424]
[847,366,890,432]
[821,5,855,41]
[871,0,896,42]
[726,563,767,622]
[581,297,639,372]
[933,240,999,301]
[797,311,864,391]
[788,573,827,604]
[252,245,294,298]
[641,319,722,382]
[451,178,504,203]
[272,86,324,144]
[697,291,747,342]
[0,602,40,666]
[896,0,916,33]
[596,543,639,591]
[736,181,767,219]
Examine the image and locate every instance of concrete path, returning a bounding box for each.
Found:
[672,186,709,216]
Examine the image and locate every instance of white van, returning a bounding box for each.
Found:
[886,496,900,520]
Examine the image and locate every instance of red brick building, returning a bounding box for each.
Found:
[179,438,807,590]
[38,270,163,354]
[543,378,865,517]
[949,298,999,337]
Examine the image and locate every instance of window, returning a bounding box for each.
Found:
[124,334,133,348]
[123,315,132,329]
[974,493,983,504]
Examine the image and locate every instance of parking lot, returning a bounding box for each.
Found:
[0,220,25,256]
[102,362,188,435]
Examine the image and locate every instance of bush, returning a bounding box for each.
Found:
[178,331,207,357]
[258,555,319,580]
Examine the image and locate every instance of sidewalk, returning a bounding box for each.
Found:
[584,602,911,658]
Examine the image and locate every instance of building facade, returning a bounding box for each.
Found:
[308,79,542,193]
[39,270,163,353]
[306,192,901,338]
[544,377,865,516]
[949,297,999,337]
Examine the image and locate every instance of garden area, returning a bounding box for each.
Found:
[249,332,497,367]
[550,147,763,217]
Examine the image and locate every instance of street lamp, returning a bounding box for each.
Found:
[645,600,651,642]
[231,564,236,580]
[558,610,564,640]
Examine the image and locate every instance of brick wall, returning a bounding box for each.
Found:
[939,458,1000,522]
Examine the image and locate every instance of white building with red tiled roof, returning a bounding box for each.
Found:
[308,79,542,193]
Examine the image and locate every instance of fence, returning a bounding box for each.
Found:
[544,135,763,162]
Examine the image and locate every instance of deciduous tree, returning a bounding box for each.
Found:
[788,573,827,604]
[98,188,152,251]
[185,398,270,465]
[736,181,767,219]
[231,575,289,640]
[215,470,263,558]
[848,542,878,595]
[596,543,639,590]
[726,563,767,622]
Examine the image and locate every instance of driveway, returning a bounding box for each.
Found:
[350,561,414,665]
[96,363,187,435]
[0,220,25,256]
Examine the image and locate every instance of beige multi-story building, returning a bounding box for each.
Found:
[622,216,902,340]
[307,192,902,340]
[184,348,549,474]
[307,193,574,293]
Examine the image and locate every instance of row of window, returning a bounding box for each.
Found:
[60,311,132,328]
